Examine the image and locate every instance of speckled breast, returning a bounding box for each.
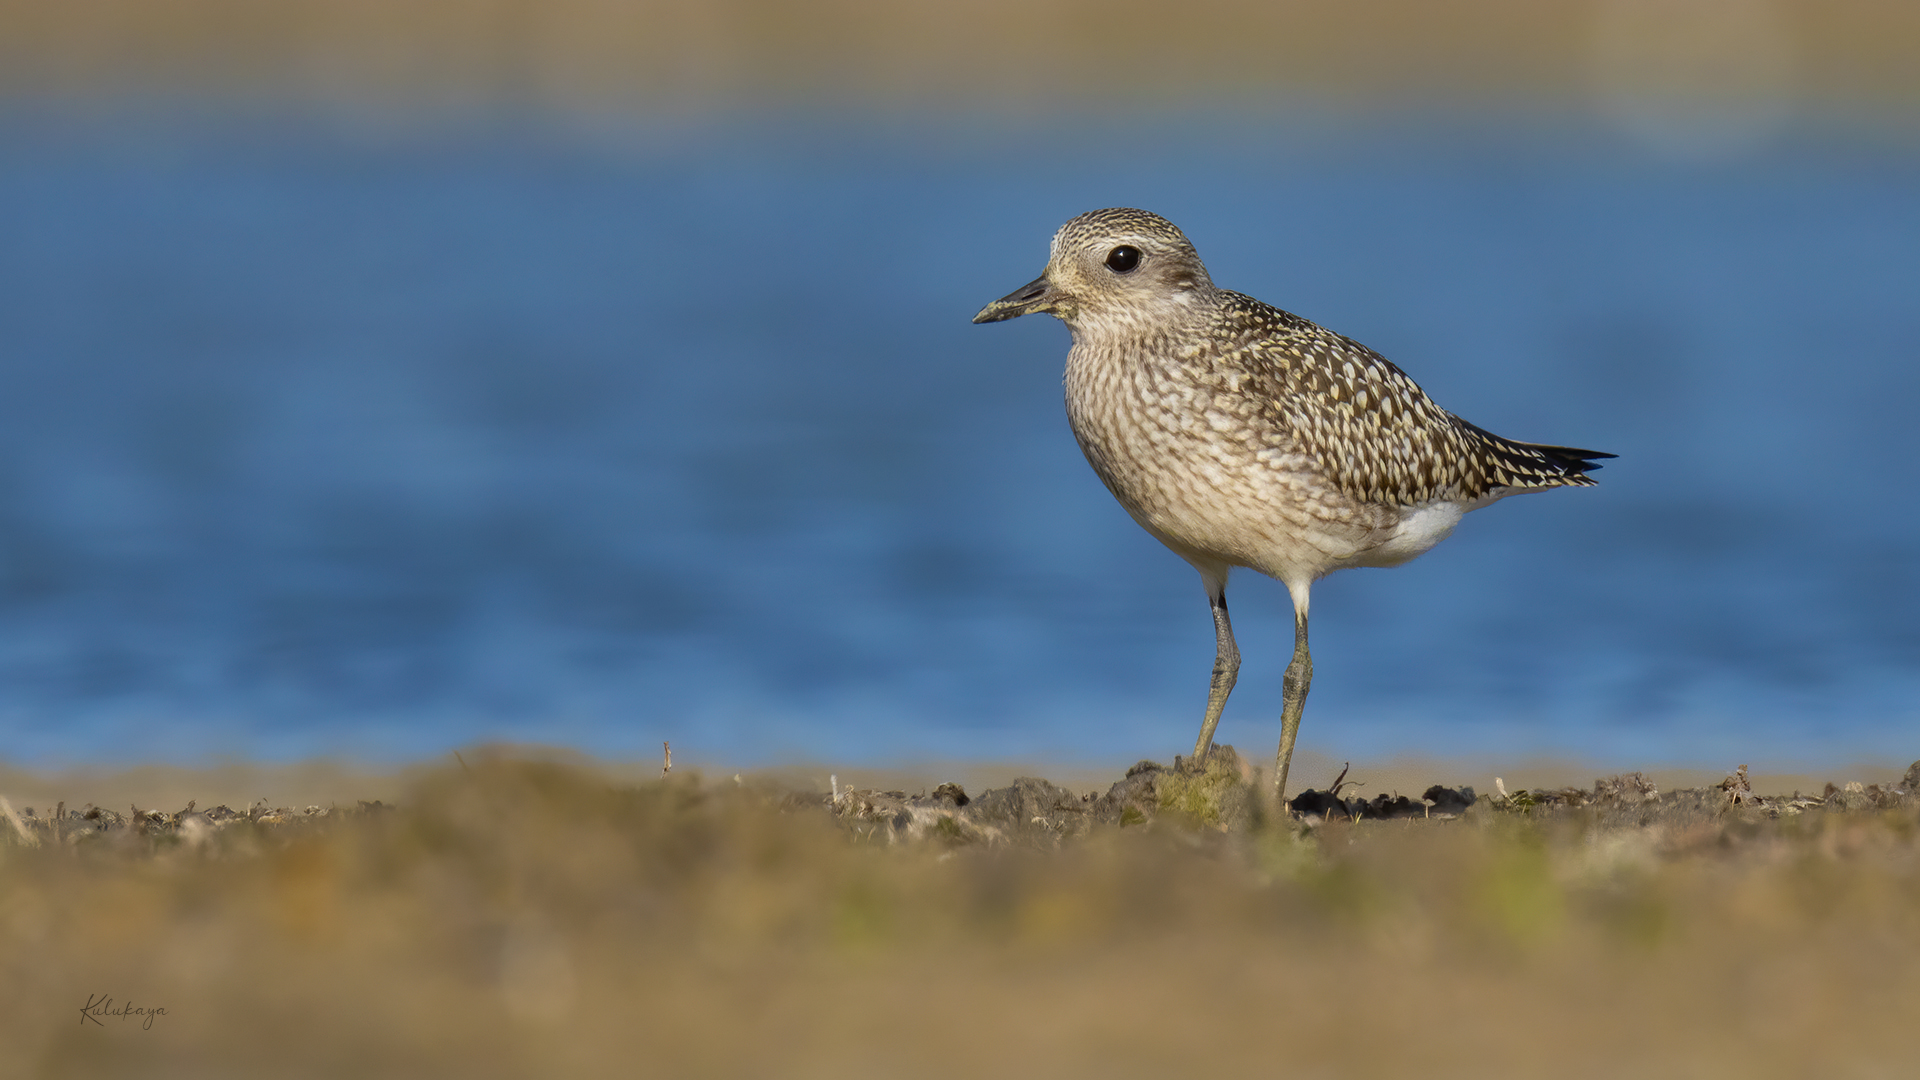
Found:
[1061,340,1365,573]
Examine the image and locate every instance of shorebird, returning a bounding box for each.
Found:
[973,208,1611,802]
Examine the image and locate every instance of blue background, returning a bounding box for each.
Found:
[2,115,1914,768]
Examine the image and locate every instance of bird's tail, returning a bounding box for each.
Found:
[1461,421,1615,489]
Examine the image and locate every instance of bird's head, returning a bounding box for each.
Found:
[972,208,1214,335]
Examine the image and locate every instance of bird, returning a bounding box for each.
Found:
[973,208,1611,803]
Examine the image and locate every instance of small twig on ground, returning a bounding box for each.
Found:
[453,751,471,774]
[663,741,672,777]
[1329,763,1360,797]
[0,796,38,848]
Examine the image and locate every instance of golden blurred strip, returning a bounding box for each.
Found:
[0,0,1915,114]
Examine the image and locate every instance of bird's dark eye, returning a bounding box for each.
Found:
[1105,245,1142,273]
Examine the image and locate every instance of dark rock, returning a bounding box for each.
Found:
[966,777,1092,843]
[1093,765,1161,826]
[1357,793,1428,819]
[1422,786,1476,816]
[1288,785,1452,821]
[1289,788,1350,819]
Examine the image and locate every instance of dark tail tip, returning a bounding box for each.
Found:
[1538,445,1615,478]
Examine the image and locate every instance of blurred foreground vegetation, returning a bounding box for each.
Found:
[3,752,1919,1077]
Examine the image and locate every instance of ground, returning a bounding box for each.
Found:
[3,748,1919,1078]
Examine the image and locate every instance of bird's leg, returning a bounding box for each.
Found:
[1191,590,1240,763]
[1272,603,1312,805]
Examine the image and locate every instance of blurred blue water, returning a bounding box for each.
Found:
[0,114,1914,767]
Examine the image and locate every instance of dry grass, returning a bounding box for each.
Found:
[0,0,1916,115]
[3,752,1918,1078]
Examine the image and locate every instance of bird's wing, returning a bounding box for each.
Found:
[1218,294,1612,505]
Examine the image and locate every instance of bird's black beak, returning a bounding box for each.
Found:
[972,274,1056,324]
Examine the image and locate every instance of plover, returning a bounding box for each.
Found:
[974,208,1611,802]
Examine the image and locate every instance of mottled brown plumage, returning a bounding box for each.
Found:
[1205,294,1606,505]
[975,208,1611,802]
